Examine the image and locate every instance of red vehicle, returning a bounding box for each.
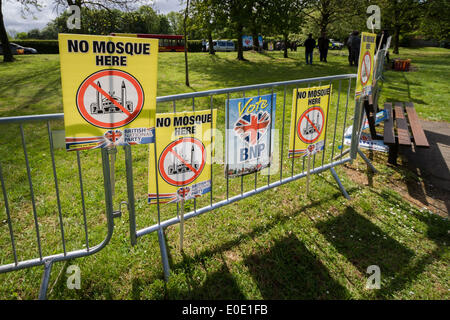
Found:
[110,33,185,52]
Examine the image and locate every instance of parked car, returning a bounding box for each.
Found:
[206,40,235,52]
[0,43,37,55]
[329,39,344,50]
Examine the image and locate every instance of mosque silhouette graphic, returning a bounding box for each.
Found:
[90,80,134,114]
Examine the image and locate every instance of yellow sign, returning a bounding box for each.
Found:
[355,32,376,97]
[288,85,332,158]
[58,33,158,151]
[148,109,217,204]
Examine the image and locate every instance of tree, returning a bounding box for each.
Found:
[266,0,310,58]
[418,0,450,42]
[220,0,254,61]
[304,0,365,36]
[167,11,183,34]
[1,0,42,62]
[190,0,226,55]
[376,0,423,54]
[0,0,139,62]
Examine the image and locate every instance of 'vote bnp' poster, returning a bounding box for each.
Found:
[225,94,276,178]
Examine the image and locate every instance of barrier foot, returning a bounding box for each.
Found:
[38,260,53,300]
[157,227,171,281]
[330,167,350,200]
[357,149,378,173]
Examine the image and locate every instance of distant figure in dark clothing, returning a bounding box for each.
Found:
[346,32,354,66]
[318,33,330,62]
[304,33,316,65]
[350,31,361,66]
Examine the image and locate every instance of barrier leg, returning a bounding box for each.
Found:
[329,167,350,200]
[38,260,53,300]
[157,227,171,281]
[357,149,378,173]
[333,148,350,161]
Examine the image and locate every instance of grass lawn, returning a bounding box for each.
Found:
[0,48,449,300]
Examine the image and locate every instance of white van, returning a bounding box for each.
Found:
[206,40,235,52]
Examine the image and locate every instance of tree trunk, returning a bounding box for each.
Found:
[207,29,214,55]
[283,33,288,58]
[237,24,245,61]
[0,0,14,62]
[183,0,190,86]
[393,26,400,54]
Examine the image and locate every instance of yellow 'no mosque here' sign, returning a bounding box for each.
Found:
[148,110,217,205]
[58,33,158,151]
[288,85,332,158]
[355,32,376,98]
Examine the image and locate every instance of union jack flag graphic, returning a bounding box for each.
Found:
[104,130,123,143]
[234,111,270,145]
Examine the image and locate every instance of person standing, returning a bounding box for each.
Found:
[304,33,316,65]
[346,32,354,66]
[350,31,361,66]
[318,33,330,62]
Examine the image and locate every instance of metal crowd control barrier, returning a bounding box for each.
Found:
[0,114,117,299]
[126,74,361,280]
[0,74,362,298]
[334,47,388,171]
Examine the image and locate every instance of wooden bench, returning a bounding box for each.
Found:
[383,102,429,165]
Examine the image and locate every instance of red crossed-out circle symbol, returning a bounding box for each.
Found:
[360,51,372,85]
[297,106,325,144]
[159,137,206,186]
[76,69,144,129]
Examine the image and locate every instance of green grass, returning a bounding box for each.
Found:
[0,48,449,300]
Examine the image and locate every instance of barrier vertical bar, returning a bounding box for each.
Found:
[320,80,333,167]
[291,87,299,177]
[20,124,43,260]
[279,85,287,181]
[76,151,90,251]
[192,97,196,213]
[210,95,213,207]
[340,78,352,157]
[226,93,230,200]
[124,145,137,246]
[173,100,180,220]
[241,91,245,196]
[267,87,274,185]
[47,121,66,256]
[0,161,18,265]
[330,80,342,162]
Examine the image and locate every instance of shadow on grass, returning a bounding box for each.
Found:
[164,188,356,297]
[244,234,350,299]
[169,253,245,299]
[317,207,414,277]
